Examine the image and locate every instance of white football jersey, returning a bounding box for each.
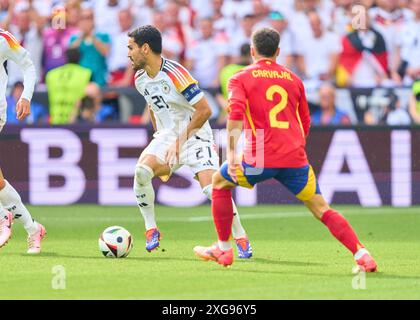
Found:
[134,58,214,142]
[0,29,36,127]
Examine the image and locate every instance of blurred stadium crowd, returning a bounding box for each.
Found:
[1,0,420,126]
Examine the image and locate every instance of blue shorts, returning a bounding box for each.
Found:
[220,162,321,201]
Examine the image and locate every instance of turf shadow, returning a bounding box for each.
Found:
[10,252,199,263]
[252,257,327,267]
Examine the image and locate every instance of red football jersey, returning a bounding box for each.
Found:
[227,59,311,168]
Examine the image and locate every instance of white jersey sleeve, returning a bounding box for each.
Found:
[0,30,37,101]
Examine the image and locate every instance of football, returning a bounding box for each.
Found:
[99,226,133,258]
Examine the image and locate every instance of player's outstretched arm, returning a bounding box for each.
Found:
[2,31,37,120]
[14,51,36,120]
[226,119,244,183]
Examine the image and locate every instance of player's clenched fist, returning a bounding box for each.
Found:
[227,154,244,183]
[16,98,31,121]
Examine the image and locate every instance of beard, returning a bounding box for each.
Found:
[134,61,147,72]
[130,54,147,72]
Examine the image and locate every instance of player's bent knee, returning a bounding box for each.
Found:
[304,195,330,220]
[212,171,234,190]
[134,165,154,187]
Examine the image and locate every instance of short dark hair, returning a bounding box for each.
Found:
[13,81,24,90]
[239,43,251,57]
[66,48,80,64]
[251,27,280,58]
[80,96,95,112]
[128,25,162,54]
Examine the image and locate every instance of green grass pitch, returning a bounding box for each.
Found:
[0,205,419,299]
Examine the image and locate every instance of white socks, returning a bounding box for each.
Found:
[231,200,247,239]
[0,180,38,235]
[218,240,232,251]
[0,202,6,218]
[354,248,369,260]
[202,185,247,239]
[134,165,157,230]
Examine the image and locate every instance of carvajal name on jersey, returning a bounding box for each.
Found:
[251,69,293,81]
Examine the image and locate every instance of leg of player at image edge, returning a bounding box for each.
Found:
[195,187,377,272]
[0,180,46,253]
[202,184,252,259]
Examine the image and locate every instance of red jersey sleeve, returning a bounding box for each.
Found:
[227,73,247,121]
[297,80,311,137]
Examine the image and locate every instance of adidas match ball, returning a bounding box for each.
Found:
[99,226,133,258]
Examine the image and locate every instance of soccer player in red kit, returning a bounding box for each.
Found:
[194,28,377,272]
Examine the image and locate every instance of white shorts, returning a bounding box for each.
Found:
[140,133,220,176]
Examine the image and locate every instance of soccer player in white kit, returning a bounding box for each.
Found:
[0,29,46,254]
[128,25,252,258]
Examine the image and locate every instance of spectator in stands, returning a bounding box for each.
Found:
[336,8,390,88]
[0,0,13,30]
[360,0,375,8]
[364,90,411,125]
[65,0,82,30]
[6,81,48,124]
[369,0,414,83]
[383,91,411,125]
[3,3,43,86]
[81,82,118,122]
[94,0,130,40]
[1,1,42,30]
[186,17,229,94]
[71,96,97,124]
[229,14,255,60]
[329,0,354,36]
[211,0,236,38]
[69,8,110,87]
[295,10,341,86]
[164,0,191,61]
[311,83,351,125]
[108,8,135,87]
[217,43,251,123]
[152,9,183,61]
[176,0,196,28]
[46,48,92,125]
[268,11,295,68]
[133,0,154,27]
[289,0,333,51]
[42,4,80,75]
[220,0,254,19]
[394,0,420,85]
[409,79,420,124]
[251,0,271,29]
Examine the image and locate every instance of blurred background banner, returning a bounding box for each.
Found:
[0,125,418,207]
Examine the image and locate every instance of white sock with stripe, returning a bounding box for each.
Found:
[134,165,157,230]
